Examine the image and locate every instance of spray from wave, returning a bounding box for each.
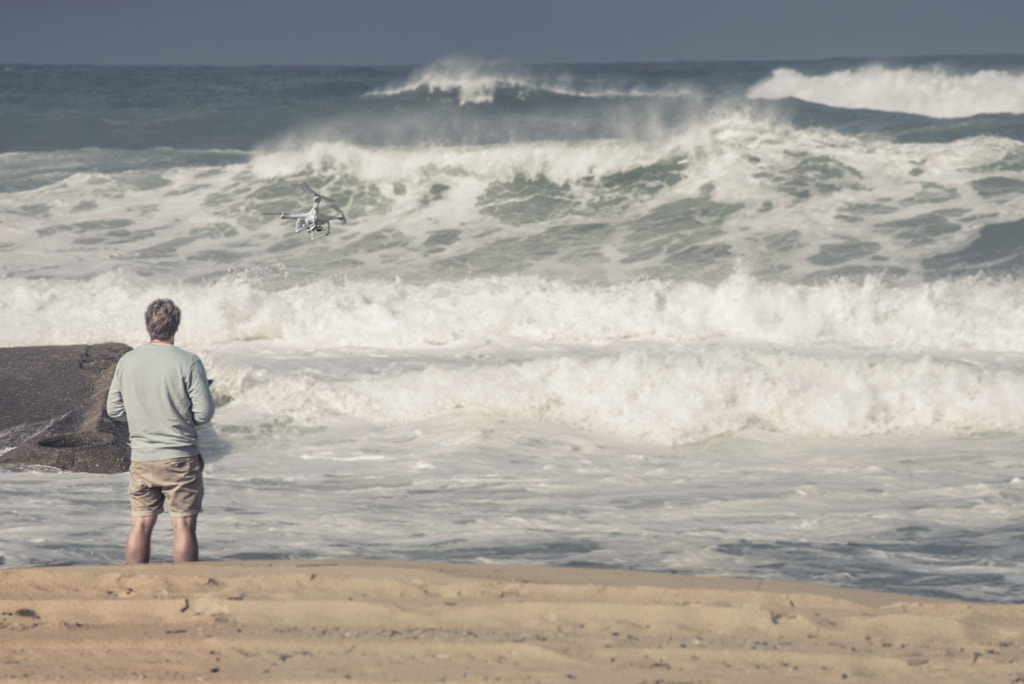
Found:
[748,65,1024,118]
[367,56,703,105]
[366,57,542,105]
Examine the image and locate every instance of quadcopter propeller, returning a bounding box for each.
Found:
[301,182,338,204]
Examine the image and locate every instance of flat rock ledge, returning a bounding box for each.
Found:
[0,343,131,474]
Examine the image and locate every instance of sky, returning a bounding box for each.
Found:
[2,0,1022,67]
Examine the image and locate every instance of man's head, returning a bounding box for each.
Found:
[145,299,181,342]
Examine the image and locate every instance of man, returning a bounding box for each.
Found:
[106,299,214,563]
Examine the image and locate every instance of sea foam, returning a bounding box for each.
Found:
[6,271,1024,352]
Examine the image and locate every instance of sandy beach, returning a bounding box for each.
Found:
[1,559,1022,682]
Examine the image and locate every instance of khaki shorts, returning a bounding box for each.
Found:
[128,455,204,518]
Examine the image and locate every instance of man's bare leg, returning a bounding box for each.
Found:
[171,515,199,562]
[126,515,157,564]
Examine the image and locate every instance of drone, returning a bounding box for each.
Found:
[266,183,346,240]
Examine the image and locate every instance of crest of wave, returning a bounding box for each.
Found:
[366,56,548,105]
[748,65,1024,118]
[251,107,797,189]
[365,56,703,106]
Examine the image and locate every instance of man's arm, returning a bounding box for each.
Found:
[106,365,127,422]
[188,358,215,425]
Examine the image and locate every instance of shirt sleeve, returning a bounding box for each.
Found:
[105,362,127,422]
[188,358,215,425]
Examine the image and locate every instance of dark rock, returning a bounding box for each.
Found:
[0,343,132,473]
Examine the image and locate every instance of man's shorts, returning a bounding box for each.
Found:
[128,454,204,518]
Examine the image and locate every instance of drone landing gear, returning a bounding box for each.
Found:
[310,222,330,241]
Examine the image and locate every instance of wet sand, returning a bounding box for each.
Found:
[1,558,1022,682]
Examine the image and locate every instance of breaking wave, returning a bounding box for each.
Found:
[748,65,1024,118]
[368,56,703,105]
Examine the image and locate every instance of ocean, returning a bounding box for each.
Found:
[2,56,1024,603]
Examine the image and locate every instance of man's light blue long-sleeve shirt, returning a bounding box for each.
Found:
[106,343,214,462]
